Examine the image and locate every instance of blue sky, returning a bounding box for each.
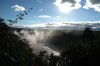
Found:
[1,0,100,25]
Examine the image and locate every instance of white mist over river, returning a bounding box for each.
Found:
[14,29,62,55]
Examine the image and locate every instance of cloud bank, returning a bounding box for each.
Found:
[38,15,51,18]
[83,0,100,12]
[14,21,100,31]
[53,0,100,12]
[11,4,25,11]
[53,0,81,12]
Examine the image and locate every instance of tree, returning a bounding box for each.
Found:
[83,27,94,41]
[60,27,100,66]
[0,19,35,66]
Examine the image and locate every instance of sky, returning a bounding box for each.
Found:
[1,0,100,25]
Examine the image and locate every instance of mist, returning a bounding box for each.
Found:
[14,28,83,56]
[13,22,100,55]
[14,29,61,55]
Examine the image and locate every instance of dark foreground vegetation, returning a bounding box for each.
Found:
[1,18,100,66]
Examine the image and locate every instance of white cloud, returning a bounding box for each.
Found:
[14,21,100,31]
[83,0,100,12]
[56,16,61,18]
[83,5,89,9]
[39,9,43,12]
[53,0,81,13]
[38,15,51,18]
[33,15,61,20]
[11,4,25,11]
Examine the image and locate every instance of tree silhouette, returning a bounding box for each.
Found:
[7,7,33,25]
[60,27,100,66]
[0,19,35,66]
[83,27,94,41]
[0,17,4,22]
[0,18,10,32]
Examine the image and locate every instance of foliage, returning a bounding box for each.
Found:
[7,8,33,25]
[61,27,100,66]
[0,20,34,66]
[1,19,100,66]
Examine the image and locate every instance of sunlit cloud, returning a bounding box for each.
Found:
[53,0,81,13]
[83,5,89,9]
[39,9,43,12]
[13,21,100,31]
[83,0,100,12]
[38,15,51,18]
[11,4,25,11]
[56,16,61,18]
[33,15,61,20]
